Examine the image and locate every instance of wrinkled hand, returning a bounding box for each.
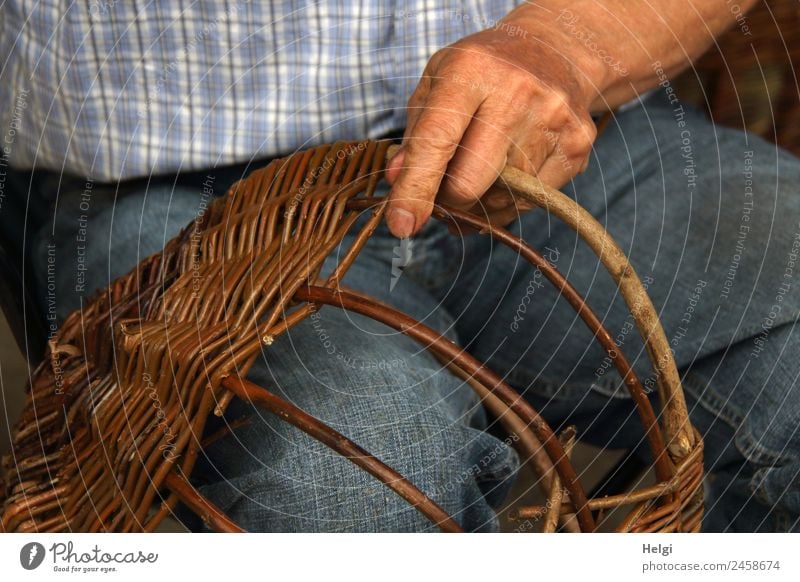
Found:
[384,17,601,237]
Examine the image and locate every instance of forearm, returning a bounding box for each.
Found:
[501,0,759,112]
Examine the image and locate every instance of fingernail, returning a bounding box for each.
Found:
[386,207,416,238]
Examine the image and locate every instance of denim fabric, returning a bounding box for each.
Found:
[24,87,800,532]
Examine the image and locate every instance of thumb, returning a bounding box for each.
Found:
[384,146,405,185]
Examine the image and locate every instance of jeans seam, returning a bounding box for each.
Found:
[683,372,793,466]
[682,372,745,429]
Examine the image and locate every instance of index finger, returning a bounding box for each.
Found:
[386,84,483,238]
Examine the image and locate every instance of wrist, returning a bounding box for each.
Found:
[499,4,619,112]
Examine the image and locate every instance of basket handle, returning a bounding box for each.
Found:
[385,144,695,458]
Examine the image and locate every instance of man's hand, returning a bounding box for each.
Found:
[384,19,600,237]
[384,0,758,238]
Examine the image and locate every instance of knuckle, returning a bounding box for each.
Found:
[443,168,491,203]
[449,42,493,66]
[566,119,597,156]
[512,72,541,97]
[442,72,488,98]
[409,117,461,153]
[441,185,482,208]
[421,49,446,78]
[407,88,426,110]
[547,103,574,129]
[440,46,506,90]
[392,184,435,214]
[394,169,437,199]
[536,87,573,125]
[506,87,535,116]
[547,85,573,108]
[578,115,599,139]
[563,137,591,160]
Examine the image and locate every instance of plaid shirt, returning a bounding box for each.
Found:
[1,0,518,182]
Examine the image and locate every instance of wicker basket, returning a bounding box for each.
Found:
[0,140,704,533]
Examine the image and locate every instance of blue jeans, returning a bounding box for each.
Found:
[27,88,800,532]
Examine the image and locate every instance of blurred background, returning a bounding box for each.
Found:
[0,319,25,460]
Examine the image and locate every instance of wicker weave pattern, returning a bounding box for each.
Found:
[1,139,703,533]
[1,140,392,532]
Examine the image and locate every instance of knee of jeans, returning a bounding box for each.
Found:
[192,329,519,532]
[188,292,519,531]
[195,408,518,532]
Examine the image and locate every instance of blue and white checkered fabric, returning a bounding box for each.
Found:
[0,1,518,182]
